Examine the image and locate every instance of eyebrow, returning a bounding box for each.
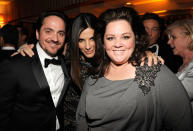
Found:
[58,30,66,34]
[152,27,160,29]
[44,28,65,33]
[145,26,159,28]
[105,32,132,36]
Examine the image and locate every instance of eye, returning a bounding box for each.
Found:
[90,37,94,41]
[122,35,130,39]
[79,39,84,43]
[106,37,114,41]
[145,27,148,31]
[171,35,176,39]
[58,32,65,37]
[152,27,160,32]
[168,34,176,40]
[45,29,51,34]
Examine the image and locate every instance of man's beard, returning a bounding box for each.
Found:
[45,49,57,57]
[44,45,64,57]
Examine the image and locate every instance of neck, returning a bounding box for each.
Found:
[80,55,85,61]
[3,43,16,48]
[80,55,93,63]
[149,42,157,46]
[182,50,193,64]
[105,62,136,80]
[179,50,193,71]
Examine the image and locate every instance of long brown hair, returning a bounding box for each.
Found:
[70,13,102,89]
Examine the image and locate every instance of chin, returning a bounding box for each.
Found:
[173,51,178,56]
[113,60,127,65]
[46,50,57,57]
[85,54,95,58]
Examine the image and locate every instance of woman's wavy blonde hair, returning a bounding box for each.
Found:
[166,19,193,50]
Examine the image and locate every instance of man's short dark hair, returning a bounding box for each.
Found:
[142,13,165,33]
[36,10,69,33]
[1,24,19,46]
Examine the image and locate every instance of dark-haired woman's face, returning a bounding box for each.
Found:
[78,28,96,59]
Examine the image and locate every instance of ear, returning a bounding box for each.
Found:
[190,41,193,50]
[62,43,67,56]
[187,36,193,50]
[36,30,39,40]
[0,36,4,47]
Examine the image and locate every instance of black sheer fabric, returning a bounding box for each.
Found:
[63,59,92,131]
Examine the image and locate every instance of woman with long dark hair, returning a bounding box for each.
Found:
[63,13,102,130]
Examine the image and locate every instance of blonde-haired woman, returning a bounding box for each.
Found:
[167,19,193,109]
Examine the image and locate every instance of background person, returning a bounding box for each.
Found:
[142,12,182,73]
[0,24,19,62]
[19,26,29,47]
[167,19,193,110]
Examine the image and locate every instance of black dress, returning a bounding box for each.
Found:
[63,60,92,131]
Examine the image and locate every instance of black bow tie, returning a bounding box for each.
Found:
[44,58,61,68]
[147,46,157,53]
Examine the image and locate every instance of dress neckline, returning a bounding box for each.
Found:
[103,76,134,82]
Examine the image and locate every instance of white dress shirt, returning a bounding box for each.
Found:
[36,43,64,130]
[149,44,159,55]
[1,46,16,50]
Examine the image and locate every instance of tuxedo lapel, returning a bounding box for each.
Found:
[31,47,49,89]
[31,47,54,106]
[57,56,71,107]
[31,46,70,107]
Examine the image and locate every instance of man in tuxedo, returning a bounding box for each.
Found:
[142,13,182,73]
[0,24,19,62]
[0,10,71,131]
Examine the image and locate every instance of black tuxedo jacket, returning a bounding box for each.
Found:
[0,46,71,131]
[158,41,182,73]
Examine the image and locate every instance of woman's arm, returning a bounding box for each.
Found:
[158,66,193,131]
[11,44,34,57]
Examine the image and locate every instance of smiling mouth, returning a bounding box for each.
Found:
[46,40,61,45]
[113,50,124,52]
[50,42,61,45]
[170,45,175,50]
[113,50,124,55]
[85,50,94,54]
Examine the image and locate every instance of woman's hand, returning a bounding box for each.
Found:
[11,44,35,57]
[141,51,164,66]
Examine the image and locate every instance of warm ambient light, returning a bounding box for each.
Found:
[132,0,166,5]
[0,14,5,28]
[139,10,167,16]
[126,2,132,5]
[0,1,10,5]
[152,10,167,14]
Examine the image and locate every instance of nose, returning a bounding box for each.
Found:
[114,38,122,48]
[146,29,152,36]
[52,33,58,42]
[85,40,91,50]
[167,38,173,45]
